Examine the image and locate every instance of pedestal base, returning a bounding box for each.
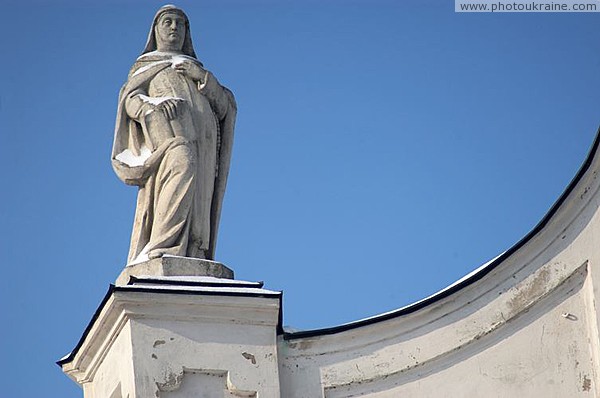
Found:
[116,256,234,285]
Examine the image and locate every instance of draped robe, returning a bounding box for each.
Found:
[111,52,236,264]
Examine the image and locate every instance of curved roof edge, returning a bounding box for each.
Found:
[283,126,600,341]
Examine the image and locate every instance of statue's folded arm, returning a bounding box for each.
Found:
[125,89,151,121]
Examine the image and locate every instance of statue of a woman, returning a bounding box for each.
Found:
[111,5,236,264]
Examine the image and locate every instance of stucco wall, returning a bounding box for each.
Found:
[277,132,600,397]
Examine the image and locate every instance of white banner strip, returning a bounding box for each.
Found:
[456,0,600,12]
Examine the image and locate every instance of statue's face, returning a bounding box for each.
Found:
[155,12,186,52]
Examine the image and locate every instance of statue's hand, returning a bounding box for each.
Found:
[173,59,207,82]
[157,98,184,120]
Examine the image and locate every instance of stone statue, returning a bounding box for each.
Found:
[111,5,236,264]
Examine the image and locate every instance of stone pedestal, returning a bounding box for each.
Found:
[59,261,282,398]
[116,256,234,285]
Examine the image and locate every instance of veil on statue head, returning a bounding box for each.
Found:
[142,4,198,59]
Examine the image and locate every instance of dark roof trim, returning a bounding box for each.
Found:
[283,126,600,341]
[128,275,265,289]
[56,284,116,367]
[115,285,280,298]
[57,284,281,367]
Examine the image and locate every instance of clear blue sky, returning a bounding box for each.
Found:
[1,1,599,396]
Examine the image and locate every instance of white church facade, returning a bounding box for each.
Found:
[58,130,600,397]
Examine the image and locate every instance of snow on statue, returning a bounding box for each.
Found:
[111,5,236,264]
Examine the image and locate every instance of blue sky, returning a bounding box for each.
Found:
[1,1,600,396]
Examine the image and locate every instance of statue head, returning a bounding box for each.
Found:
[142,5,197,58]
